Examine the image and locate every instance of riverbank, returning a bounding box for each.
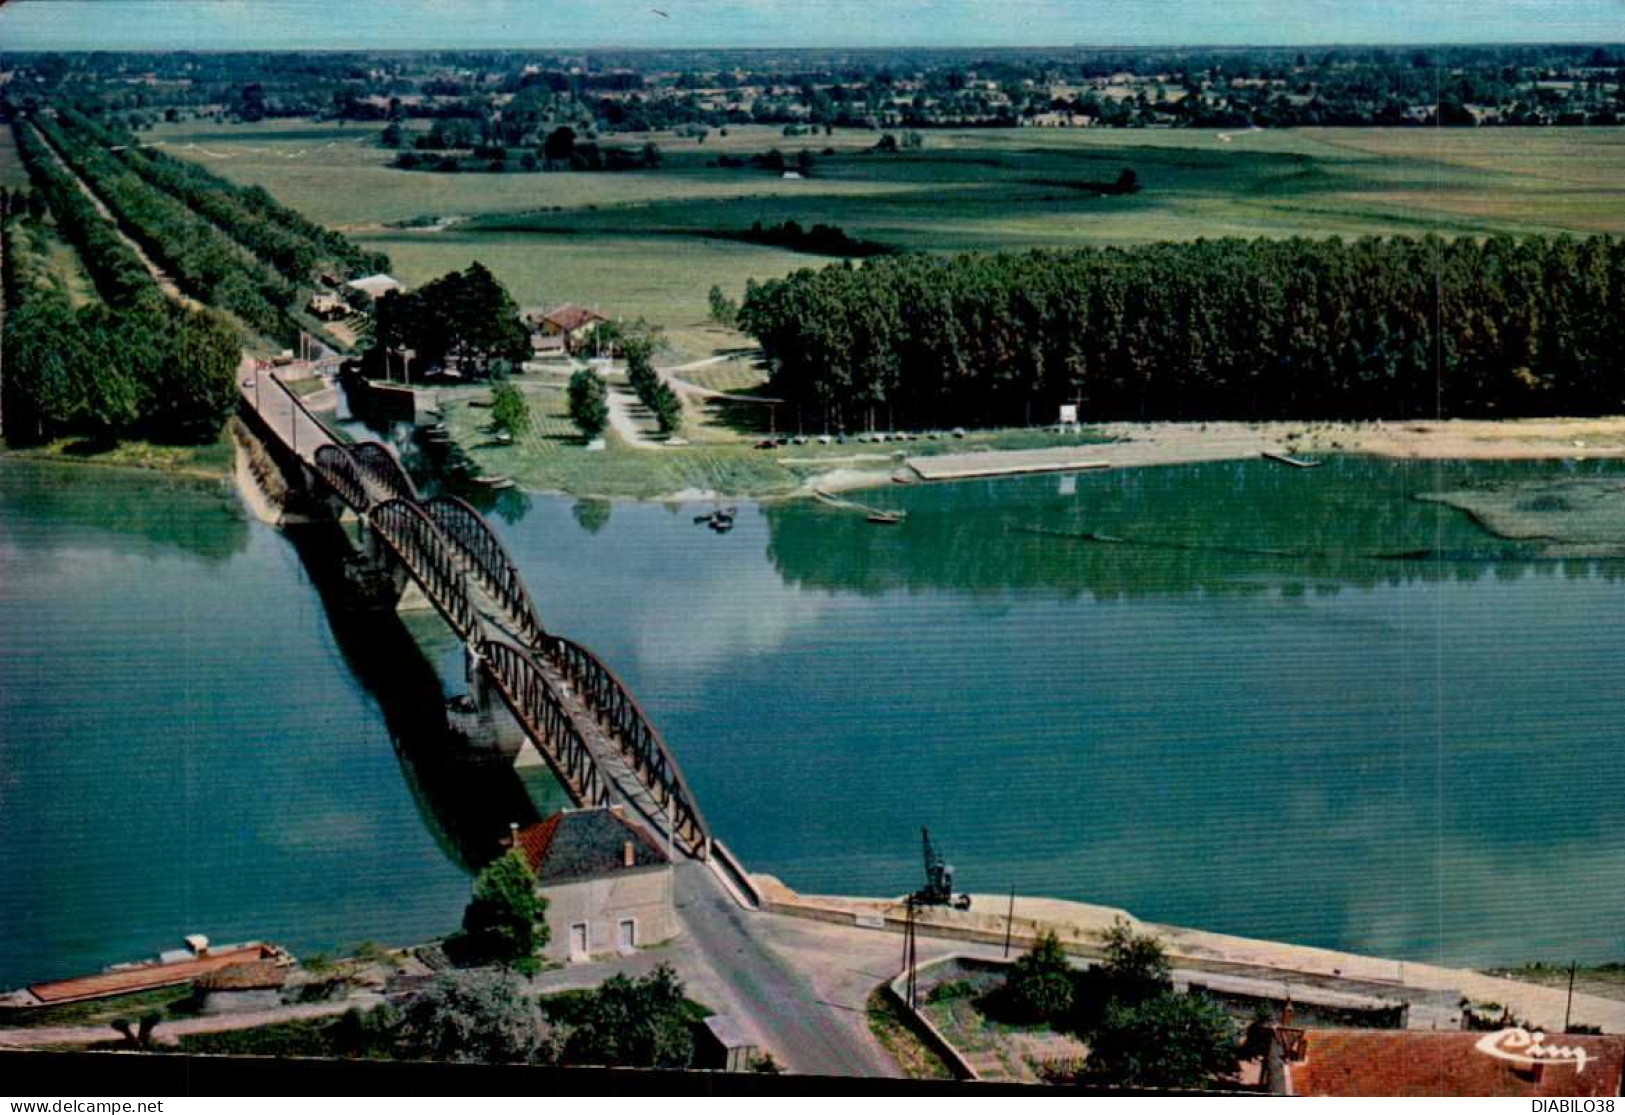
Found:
[1,429,235,481]
[425,387,1625,502]
[752,875,1625,1034]
[909,416,1625,483]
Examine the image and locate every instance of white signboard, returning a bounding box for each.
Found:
[1059,404,1078,425]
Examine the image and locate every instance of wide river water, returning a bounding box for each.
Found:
[3,453,1624,987]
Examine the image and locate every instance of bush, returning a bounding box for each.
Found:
[1000,931,1075,1025]
[1084,992,1239,1090]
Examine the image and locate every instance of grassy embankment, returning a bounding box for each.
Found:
[435,369,1105,500]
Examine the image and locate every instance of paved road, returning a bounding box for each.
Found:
[671,862,897,1078]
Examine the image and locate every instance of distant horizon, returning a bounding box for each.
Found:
[1,0,1621,53]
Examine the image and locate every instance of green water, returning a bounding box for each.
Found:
[4,453,1624,987]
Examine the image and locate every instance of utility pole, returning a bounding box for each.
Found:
[1565,961,1577,1033]
[902,896,919,1011]
[1003,884,1016,958]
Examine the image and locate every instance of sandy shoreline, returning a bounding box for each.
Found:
[901,416,1625,486]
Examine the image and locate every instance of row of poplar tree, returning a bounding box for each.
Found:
[737,234,1625,429]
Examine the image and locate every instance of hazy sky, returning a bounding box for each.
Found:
[0,0,1621,51]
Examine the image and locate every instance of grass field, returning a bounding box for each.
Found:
[433,372,1104,499]
[153,119,1625,351]
[0,121,29,190]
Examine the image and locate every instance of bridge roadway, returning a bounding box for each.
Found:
[237,364,708,859]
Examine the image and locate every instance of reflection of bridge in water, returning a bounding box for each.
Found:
[239,368,713,861]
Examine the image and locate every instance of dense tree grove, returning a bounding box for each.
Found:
[739,234,1625,428]
[30,114,296,342]
[3,135,243,446]
[54,109,389,282]
[370,262,528,378]
[12,121,158,308]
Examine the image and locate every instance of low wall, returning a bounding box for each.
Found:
[886,954,993,1082]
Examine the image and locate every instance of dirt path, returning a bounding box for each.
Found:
[0,994,385,1049]
[31,121,200,311]
[605,380,661,450]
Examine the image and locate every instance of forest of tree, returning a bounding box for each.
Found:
[8,45,1625,139]
[738,234,1625,429]
[1,187,242,446]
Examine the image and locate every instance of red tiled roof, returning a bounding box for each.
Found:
[540,304,606,332]
[1290,1030,1625,1097]
[27,945,282,1005]
[194,961,288,992]
[512,807,668,884]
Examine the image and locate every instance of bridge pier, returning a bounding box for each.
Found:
[453,642,527,763]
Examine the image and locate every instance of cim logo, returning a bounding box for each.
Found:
[1475,1028,1590,1074]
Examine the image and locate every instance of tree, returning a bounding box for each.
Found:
[561,964,695,1068]
[1096,918,1173,1007]
[457,851,549,967]
[1001,931,1075,1024]
[543,125,576,167]
[650,382,684,434]
[568,367,609,439]
[381,122,403,148]
[1084,992,1239,1091]
[490,383,531,437]
[395,970,557,1065]
[708,284,738,327]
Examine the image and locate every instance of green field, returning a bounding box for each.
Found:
[151,119,1625,351]
[0,122,29,190]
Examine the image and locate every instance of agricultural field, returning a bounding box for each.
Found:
[154,118,1625,357]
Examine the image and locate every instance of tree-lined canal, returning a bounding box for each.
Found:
[4,454,1624,988]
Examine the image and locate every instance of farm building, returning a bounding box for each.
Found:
[529,304,607,353]
[345,274,405,302]
[510,805,677,963]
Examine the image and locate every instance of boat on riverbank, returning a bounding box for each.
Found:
[1,938,293,1011]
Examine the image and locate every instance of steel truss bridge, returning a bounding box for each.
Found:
[246,371,712,858]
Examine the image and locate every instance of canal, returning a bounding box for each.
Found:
[3,452,1624,987]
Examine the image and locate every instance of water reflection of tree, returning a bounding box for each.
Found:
[571,498,612,535]
[763,458,1625,600]
[281,522,541,873]
[0,460,251,563]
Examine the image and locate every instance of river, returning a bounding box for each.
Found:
[3,452,1624,987]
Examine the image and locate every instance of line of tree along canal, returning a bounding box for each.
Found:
[57,107,390,286]
[2,148,240,446]
[737,234,1625,429]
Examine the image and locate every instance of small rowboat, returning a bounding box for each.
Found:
[1261,451,1322,469]
[867,511,905,525]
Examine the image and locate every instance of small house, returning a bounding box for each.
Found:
[192,961,289,1015]
[530,304,608,354]
[511,805,677,962]
[700,1014,761,1072]
[307,291,348,321]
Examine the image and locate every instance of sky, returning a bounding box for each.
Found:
[0,0,1621,52]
